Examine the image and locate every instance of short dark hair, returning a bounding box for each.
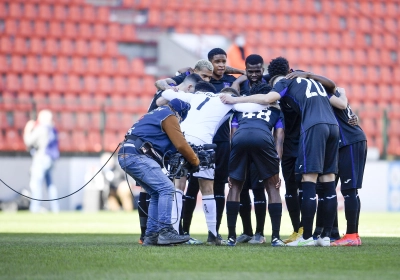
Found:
[220,87,239,97]
[245,54,264,66]
[267,57,290,78]
[208,48,227,61]
[249,83,272,96]
[183,73,202,85]
[194,81,217,93]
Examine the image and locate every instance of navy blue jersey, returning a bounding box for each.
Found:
[239,79,267,96]
[273,77,338,134]
[235,107,281,133]
[279,96,301,157]
[126,106,177,155]
[332,102,367,148]
[210,74,236,93]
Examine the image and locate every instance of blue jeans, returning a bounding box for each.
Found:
[118,151,174,235]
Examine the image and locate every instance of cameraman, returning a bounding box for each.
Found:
[118,98,200,246]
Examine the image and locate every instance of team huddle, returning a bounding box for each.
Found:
[118,48,367,247]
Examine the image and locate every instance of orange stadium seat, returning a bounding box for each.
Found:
[98,76,112,94]
[115,77,128,94]
[131,59,144,75]
[109,23,122,40]
[103,131,120,152]
[121,25,136,41]
[91,41,104,56]
[387,137,400,156]
[57,130,73,152]
[101,58,115,75]
[105,41,118,56]
[116,58,130,76]
[388,119,400,138]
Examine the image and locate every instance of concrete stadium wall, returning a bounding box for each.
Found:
[1,157,399,212]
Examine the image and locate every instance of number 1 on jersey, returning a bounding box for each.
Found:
[197,97,210,110]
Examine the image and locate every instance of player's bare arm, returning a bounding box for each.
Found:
[155,78,177,91]
[220,91,281,105]
[231,75,248,91]
[329,87,348,110]
[286,71,336,93]
[225,66,245,75]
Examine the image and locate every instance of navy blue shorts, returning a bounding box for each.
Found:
[242,163,264,190]
[229,128,280,182]
[338,141,367,190]
[296,124,339,175]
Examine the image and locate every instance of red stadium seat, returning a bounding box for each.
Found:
[115,77,128,94]
[67,75,81,92]
[54,5,67,21]
[131,59,144,75]
[59,112,75,130]
[116,58,130,76]
[82,5,96,22]
[5,129,25,151]
[94,24,107,40]
[13,111,30,129]
[49,22,63,38]
[20,20,33,37]
[34,21,47,37]
[0,91,15,110]
[60,39,74,55]
[87,131,102,153]
[55,56,70,74]
[53,75,67,92]
[64,94,78,111]
[14,37,27,55]
[23,3,36,20]
[101,58,115,75]
[38,4,52,20]
[0,110,10,129]
[71,131,88,152]
[71,57,85,75]
[87,58,100,75]
[91,41,104,56]
[90,111,103,130]
[76,112,89,130]
[83,76,97,93]
[76,40,89,56]
[40,56,55,74]
[69,5,82,22]
[37,75,51,92]
[43,38,58,55]
[0,55,8,73]
[10,56,24,73]
[58,130,73,152]
[6,74,20,91]
[4,19,17,35]
[0,37,12,53]
[79,23,92,39]
[65,22,78,39]
[98,76,112,94]
[21,74,36,91]
[109,23,121,40]
[48,93,64,111]
[121,25,136,41]
[105,41,118,56]
[103,131,120,152]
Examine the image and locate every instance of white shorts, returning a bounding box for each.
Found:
[185,134,215,180]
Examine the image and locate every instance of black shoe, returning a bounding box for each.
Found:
[206,231,222,246]
[142,232,158,246]
[157,227,190,245]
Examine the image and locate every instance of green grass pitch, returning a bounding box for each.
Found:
[0,211,399,280]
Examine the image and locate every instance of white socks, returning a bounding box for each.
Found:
[202,194,217,236]
[171,189,183,233]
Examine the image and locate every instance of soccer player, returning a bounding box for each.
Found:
[158,83,265,244]
[225,83,285,247]
[220,57,340,246]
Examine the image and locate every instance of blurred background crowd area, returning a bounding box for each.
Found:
[0,0,399,159]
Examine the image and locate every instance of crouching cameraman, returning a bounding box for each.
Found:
[118,99,200,246]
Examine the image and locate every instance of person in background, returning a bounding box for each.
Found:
[23,109,60,213]
[227,35,248,78]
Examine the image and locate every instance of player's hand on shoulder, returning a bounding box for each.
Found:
[285,71,311,80]
[348,114,359,126]
[219,94,235,104]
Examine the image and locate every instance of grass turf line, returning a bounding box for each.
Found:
[0,212,399,279]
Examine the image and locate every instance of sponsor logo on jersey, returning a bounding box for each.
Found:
[344,179,351,183]
[223,82,231,88]
[326,195,337,200]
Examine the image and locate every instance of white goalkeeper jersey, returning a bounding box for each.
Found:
[162,89,266,144]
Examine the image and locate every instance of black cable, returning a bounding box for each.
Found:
[0,143,121,201]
